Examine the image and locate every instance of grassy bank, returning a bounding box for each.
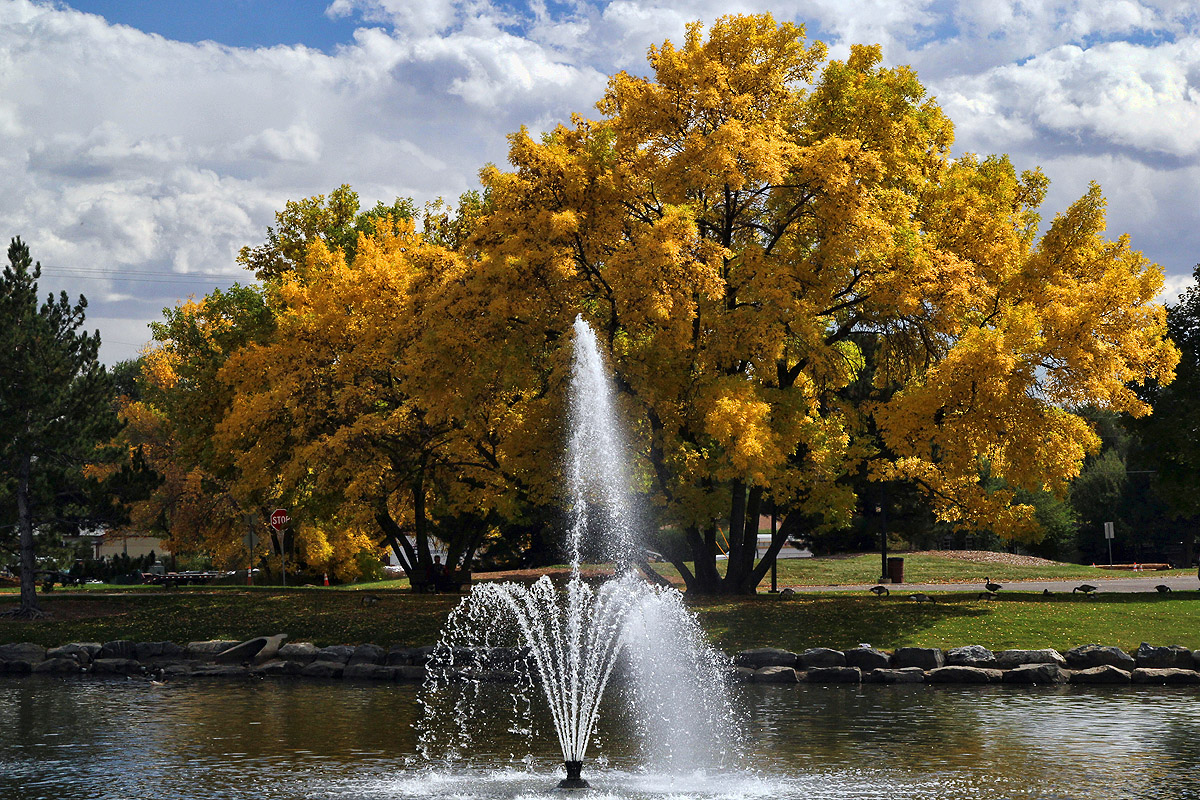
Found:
[2,586,1198,654]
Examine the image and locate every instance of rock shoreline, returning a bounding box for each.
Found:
[1,639,1199,687]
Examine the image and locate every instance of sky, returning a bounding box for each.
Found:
[4,0,1200,364]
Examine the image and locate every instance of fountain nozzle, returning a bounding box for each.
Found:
[557,760,590,789]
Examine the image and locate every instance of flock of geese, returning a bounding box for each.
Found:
[866,577,1177,601]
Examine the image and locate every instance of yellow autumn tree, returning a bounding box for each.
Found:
[461,14,1177,593]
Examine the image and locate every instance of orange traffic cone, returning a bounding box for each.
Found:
[323,573,330,586]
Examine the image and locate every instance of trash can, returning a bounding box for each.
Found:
[887,557,905,584]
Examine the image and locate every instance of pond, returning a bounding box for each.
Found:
[1,677,1198,799]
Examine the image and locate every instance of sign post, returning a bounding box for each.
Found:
[271,509,291,587]
[242,515,259,586]
[1104,521,1115,566]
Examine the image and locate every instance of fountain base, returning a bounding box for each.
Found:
[557,761,590,789]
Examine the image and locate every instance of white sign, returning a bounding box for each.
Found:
[1104,521,1115,540]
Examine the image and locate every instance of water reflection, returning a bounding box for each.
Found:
[1,678,1198,799]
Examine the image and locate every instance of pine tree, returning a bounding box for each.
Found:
[0,238,117,617]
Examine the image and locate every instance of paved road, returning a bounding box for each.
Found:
[784,574,1200,595]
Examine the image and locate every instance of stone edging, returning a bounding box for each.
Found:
[2,640,1198,687]
[732,643,1200,686]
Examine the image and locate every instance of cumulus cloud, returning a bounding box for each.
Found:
[2,0,1199,362]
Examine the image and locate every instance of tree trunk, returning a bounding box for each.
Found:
[15,454,44,617]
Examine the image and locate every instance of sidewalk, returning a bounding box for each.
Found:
[784,574,1200,594]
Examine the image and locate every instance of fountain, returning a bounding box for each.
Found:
[416,317,738,789]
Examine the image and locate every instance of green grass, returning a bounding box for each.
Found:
[690,591,1200,653]
[2,585,1199,655]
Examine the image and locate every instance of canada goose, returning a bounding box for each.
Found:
[869,585,890,597]
[984,577,1002,594]
[1043,588,1053,596]
[909,593,935,603]
[1155,584,1172,593]
[1073,584,1097,595]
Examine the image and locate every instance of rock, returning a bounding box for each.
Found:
[805,666,862,684]
[254,659,305,677]
[1134,643,1193,670]
[99,640,137,661]
[190,665,250,678]
[0,660,33,674]
[314,645,355,664]
[752,666,800,684]
[47,643,100,665]
[301,661,345,678]
[892,647,944,670]
[278,642,320,664]
[1131,668,1200,685]
[1063,644,1135,670]
[162,664,193,677]
[393,665,426,681]
[90,658,143,675]
[386,646,420,666]
[0,642,47,663]
[865,667,926,684]
[415,645,436,665]
[348,643,386,666]
[729,666,757,682]
[799,647,846,668]
[735,648,799,669]
[843,647,891,672]
[136,641,187,662]
[927,666,1003,684]
[1070,665,1131,684]
[1002,663,1069,685]
[994,649,1067,669]
[32,658,83,674]
[343,663,395,680]
[946,645,997,668]
[187,640,241,660]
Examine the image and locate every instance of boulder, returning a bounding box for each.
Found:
[393,665,426,681]
[1070,665,1131,684]
[729,666,757,682]
[927,666,1002,684]
[343,663,395,680]
[47,643,100,665]
[254,659,305,677]
[32,658,82,674]
[752,666,800,684]
[946,645,997,668]
[99,640,137,661]
[348,643,386,666]
[301,660,345,678]
[415,645,436,665]
[1001,663,1069,685]
[1064,644,1135,670]
[386,646,420,666]
[278,642,320,664]
[314,645,355,664]
[190,664,250,678]
[186,640,241,660]
[0,642,47,663]
[994,649,1068,669]
[805,666,862,684]
[0,660,33,674]
[799,647,846,669]
[90,658,143,675]
[865,667,926,684]
[1134,643,1193,670]
[892,647,944,670]
[162,664,193,677]
[1131,668,1200,685]
[135,641,187,662]
[843,647,891,672]
[735,648,799,669]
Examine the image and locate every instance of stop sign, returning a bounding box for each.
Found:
[270,509,290,531]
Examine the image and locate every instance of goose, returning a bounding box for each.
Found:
[1155,584,1172,593]
[869,585,890,597]
[1073,584,1098,595]
[909,593,935,603]
[1043,588,1053,596]
[984,577,1002,594]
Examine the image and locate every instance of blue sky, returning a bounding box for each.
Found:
[6,0,1200,362]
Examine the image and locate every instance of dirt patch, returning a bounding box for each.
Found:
[919,550,1063,567]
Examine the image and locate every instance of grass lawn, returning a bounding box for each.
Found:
[2,584,1198,655]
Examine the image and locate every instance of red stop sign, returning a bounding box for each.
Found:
[270,509,290,531]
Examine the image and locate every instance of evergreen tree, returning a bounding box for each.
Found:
[0,238,117,617]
